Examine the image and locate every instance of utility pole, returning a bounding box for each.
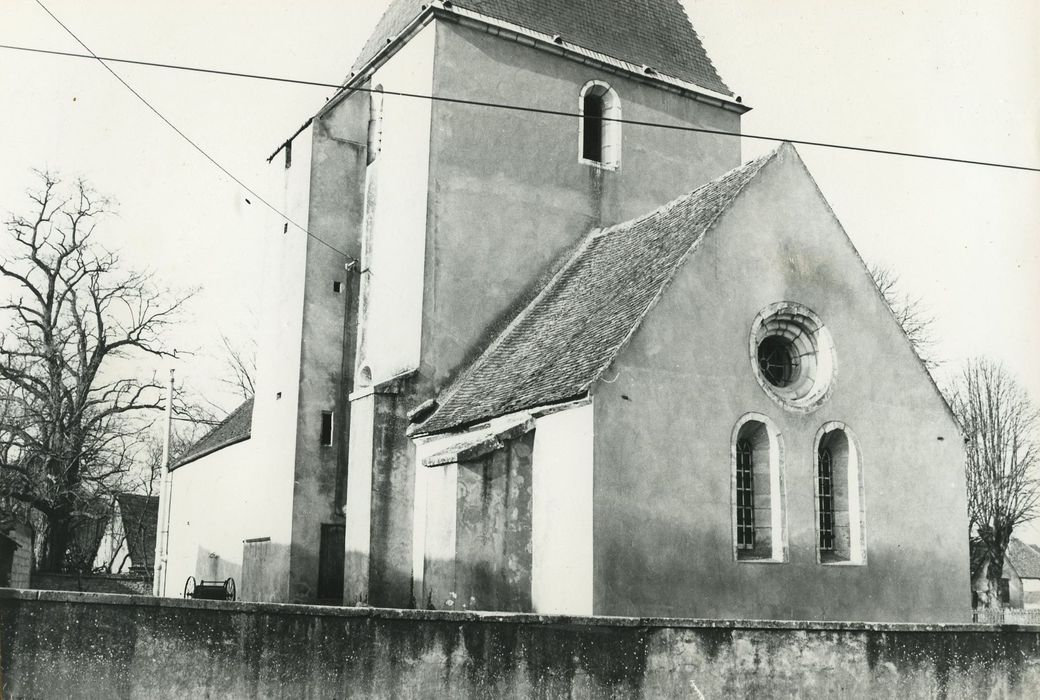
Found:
[152,368,175,596]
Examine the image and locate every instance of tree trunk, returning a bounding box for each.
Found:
[40,504,72,572]
[983,527,1013,610]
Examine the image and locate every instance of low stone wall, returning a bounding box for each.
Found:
[1,588,1039,698]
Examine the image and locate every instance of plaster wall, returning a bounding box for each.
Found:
[592,145,970,622]
[286,81,368,604]
[355,24,435,384]
[1004,564,1025,608]
[421,21,744,387]
[414,405,593,615]
[344,394,375,603]
[93,506,130,573]
[165,440,276,598]
[531,404,594,615]
[174,127,319,602]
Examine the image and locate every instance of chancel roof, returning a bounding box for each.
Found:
[349,0,732,96]
[414,146,783,436]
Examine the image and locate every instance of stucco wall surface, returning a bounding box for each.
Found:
[166,440,285,601]
[2,589,1039,699]
[592,145,969,622]
[422,21,743,387]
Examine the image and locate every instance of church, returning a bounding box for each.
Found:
[162,0,970,622]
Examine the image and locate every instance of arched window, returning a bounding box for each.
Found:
[815,424,866,564]
[366,85,384,166]
[732,414,786,562]
[579,81,621,169]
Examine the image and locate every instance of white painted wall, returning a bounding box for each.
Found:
[343,393,375,598]
[355,23,435,383]
[93,504,130,573]
[164,125,312,599]
[1023,578,1040,609]
[165,440,257,594]
[531,404,595,615]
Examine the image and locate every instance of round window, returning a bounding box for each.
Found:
[750,303,835,410]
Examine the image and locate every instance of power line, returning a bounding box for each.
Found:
[3,39,1039,174]
[28,3,355,260]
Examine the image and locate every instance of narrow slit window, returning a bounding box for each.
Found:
[320,411,334,447]
[333,280,342,294]
[284,139,292,169]
[818,447,835,551]
[735,439,755,550]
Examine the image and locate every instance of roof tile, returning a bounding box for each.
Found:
[416,147,779,435]
[173,398,253,470]
[350,0,732,95]
[1008,538,1040,580]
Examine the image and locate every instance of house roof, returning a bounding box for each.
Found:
[70,505,110,568]
[349,0,732,96]
[414,146,780,436]
[114,493,159,570]
[173,398,253,470]
[1008,538,1040,580]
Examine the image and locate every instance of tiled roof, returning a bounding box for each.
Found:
[115,493,159,570]
[415,147,780,435]
[349,0,732,96]
[1008,538,1040,580]
[173,398,253,470]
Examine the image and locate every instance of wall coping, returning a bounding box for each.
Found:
[1,587,1036,634]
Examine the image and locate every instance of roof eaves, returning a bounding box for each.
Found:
[422,414,535,467]
[171,432,251,472]
[443,4,748,112]
[272,0,749,161]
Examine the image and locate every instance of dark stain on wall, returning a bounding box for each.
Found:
[4,591,1040,698]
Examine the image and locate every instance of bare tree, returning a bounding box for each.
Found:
[218,332,255,401]
[949,358,1040,608]
[0,172,192,571]
[869,264,938,369]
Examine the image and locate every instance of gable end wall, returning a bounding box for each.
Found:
[591,146,969,622]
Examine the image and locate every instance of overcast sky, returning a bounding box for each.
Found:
[2,1,1039,529]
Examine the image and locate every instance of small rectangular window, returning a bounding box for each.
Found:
[320,411,334,446]
[333,281,342,294]
[284,140,292,169]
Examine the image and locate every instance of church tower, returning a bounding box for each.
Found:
[251,0,748,604]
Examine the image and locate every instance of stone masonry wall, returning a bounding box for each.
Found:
[1,589,1039,698]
